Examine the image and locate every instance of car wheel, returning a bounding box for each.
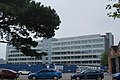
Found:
[53,76,58,80]
[32,76,37,80]
[76,77,80,80]
[96,76,101,80]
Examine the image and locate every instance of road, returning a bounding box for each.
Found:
[17,73,112,80]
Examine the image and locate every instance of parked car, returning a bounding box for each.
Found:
[112,72,120,80]
[99,69,108,73]
[18,69,31,75]
[0,68,19,79]
[28,68,62,80]
[71,69,104,80]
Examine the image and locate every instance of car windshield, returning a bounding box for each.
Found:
[9,69,17,73]
[80,69,98,74]
[80,69,88,74]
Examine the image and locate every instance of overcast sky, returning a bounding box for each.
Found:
[0,0,120,60]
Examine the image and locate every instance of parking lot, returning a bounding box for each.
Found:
[16,73,112,80]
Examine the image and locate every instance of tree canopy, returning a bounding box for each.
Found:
[106,0,120,19]
[101,52,108,66]
[0,0,61,58]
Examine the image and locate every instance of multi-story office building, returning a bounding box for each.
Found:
[6,33,114,66]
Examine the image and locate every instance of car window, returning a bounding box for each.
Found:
[84,70,91,73]
[36,71,40,74]
[92,70,97,73]
[40,70,47,73]
[1,70,7,73]
[88,70,98,73]
[48,70,55,72]
[7,70,13,74]
[81,69,97,74]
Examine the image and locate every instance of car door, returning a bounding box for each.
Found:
[42,70,49,79]
[36,70,45,79]
[37,70,47,79]
[6,70,13,79]
[80,69,88,79]
[85,69,97,79]
[44,70,54,79]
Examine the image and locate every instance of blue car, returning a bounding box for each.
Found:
[71,69,104,80]
[28,68,62,80]
[113,73,120,80]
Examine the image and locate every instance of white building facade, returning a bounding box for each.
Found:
[6,33,114,66]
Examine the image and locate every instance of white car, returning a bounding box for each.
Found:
[18,69,31,75]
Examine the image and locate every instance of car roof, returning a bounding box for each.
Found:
[0,68,17,73]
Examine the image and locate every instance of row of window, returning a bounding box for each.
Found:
[9,49,42,53]
[8,44,104,54]
[8,54,24,57]
[8,49,103,58]
[53,60,100,64]
[7,62,42,64]
[52,50,104,55]
[52,55,99,60]
[7,60,100,65]
[52,44,104,51]
[8,55,99,61]
[52,39,104,46]
[8,58,42,61]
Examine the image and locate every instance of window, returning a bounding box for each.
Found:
[61,42,70,45]
[1,70,7,73]
[7,71,13,74]
[61,46,70,50]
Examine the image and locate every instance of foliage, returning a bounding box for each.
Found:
[101,52,108,66]
[106,1,120,19]
[0,0,61,58]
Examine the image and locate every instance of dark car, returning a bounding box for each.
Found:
[28,68,62,80]
[0,68,19,79]
[112,72,120,80]
[71,69,104,80]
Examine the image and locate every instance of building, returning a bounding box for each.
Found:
[6,33,114,66]
[0,59,6,64]
[108,42,120,73]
